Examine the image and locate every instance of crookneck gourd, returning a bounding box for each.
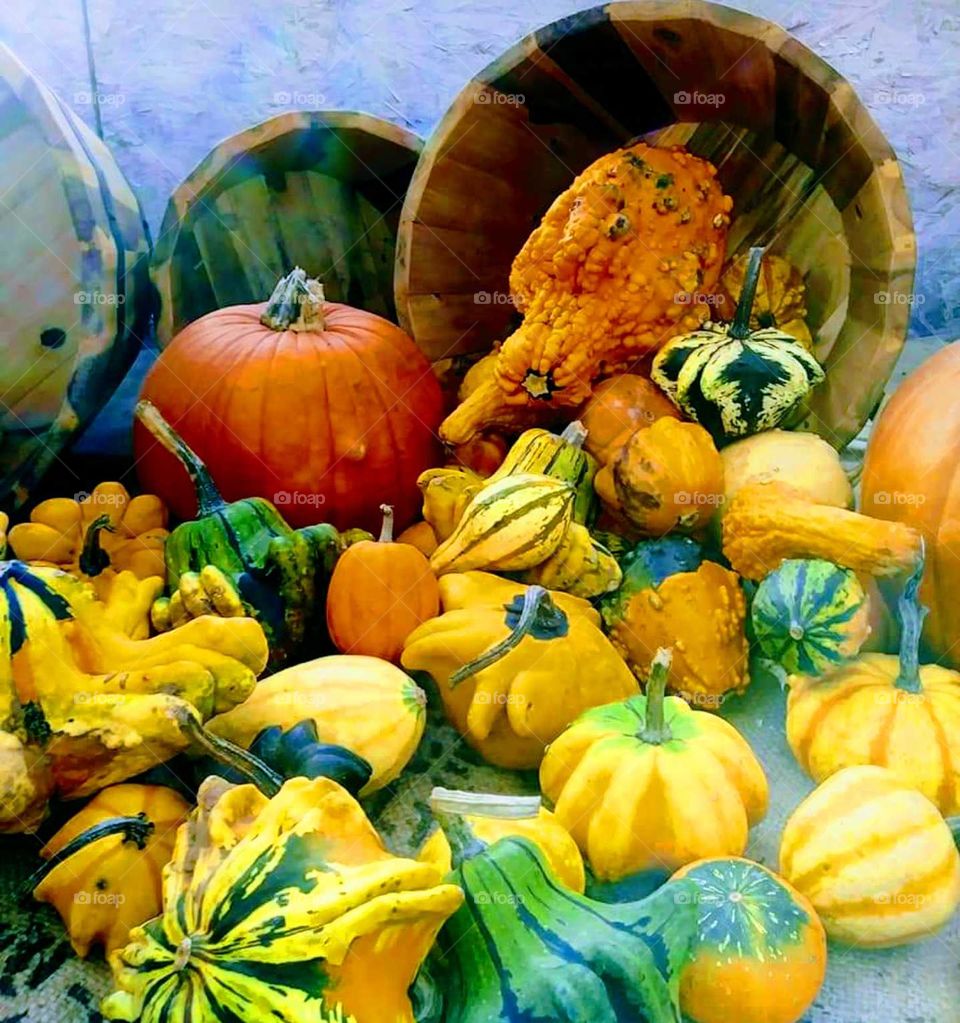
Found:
[208,654,427,794]
[786,553,960,813]
[427,787,699,1023]
[0,560,268,832]
[440,143,732,444]
[723,480,922,581]
[672,857,827,1023]
[102,776,464,1023]
[137,400,364,668]
[32,783,190,957]
[780,766,960,947]
[652,247,824,442]
[540,650,768,879]
[8,482,168,597]
[419,789,585,892]
[752,558,871,675]
[716,251,813,348]
[402,582,637,769]
[601,537,749,702]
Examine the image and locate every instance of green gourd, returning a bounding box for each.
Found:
[751,558,870,675]
[428,787,698,1023]
[136,401,367,668]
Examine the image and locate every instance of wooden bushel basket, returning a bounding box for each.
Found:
[395,0,916,447]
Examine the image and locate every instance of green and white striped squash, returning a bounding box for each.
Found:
[0,43,151,509]
[751,558,870,675]
[652,247,824,442]
[429,788,698,1023]
[672,857,827,1023]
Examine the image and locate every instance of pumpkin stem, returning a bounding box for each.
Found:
[24,814,154,899]
[135,400,225,517]
[894,541,928,694]
[730,246,765,340]
[261,267,326,333]
[78,514,115,577]
[173,708,284,797]
[378,504,395,543]
[639,648,673,744]
[559,420,588,449]
[449,586,569,686]
[431,787,542,820]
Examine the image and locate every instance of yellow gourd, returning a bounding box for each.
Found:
[418,467,483,541]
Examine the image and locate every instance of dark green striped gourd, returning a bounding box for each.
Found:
[136,401,363,669]
[489,421,598,524]
[0,43,151,509]
[652,248,824,442]
[428,789,697,1023]
[752,558,870,675]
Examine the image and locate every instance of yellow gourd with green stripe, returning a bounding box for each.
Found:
[102,775,463,1022]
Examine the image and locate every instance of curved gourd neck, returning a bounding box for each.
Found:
[430,787,542,868]
[450,585,569,685]
[729,246,765,340]
[78,515,115,577]
[894,545,929,694]
[638,648,674,744]
[260,267,327,332]
[135,400,225,517]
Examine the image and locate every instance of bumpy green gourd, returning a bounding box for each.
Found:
[137,401,367,668]
[428,788,698,1023]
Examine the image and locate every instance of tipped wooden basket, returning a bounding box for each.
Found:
[154,111,422,344]
[395,0,915,447]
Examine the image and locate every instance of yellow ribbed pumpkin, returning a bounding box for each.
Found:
[779,765,960,947]
[208,655,426,794]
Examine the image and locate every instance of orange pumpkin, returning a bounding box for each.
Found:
[397,521,439,557]
[578,373,680,465]
[449,433,509,476]
[327,504,440,662]
[595,418,724,535]
[134,268,443,534]
[862,342,960,666]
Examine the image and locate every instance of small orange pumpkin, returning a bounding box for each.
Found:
[397,520,439,557]
[578,374,680,465]
[595,418,724,535]
[327,504,440,662]
[450,433,509,476]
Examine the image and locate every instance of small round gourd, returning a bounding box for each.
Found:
[672,857,826,1023]
[779,765,960,947]
[752,559,870,675]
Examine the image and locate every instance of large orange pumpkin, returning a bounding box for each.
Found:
[135,268,443,533]
[862,342,960,665]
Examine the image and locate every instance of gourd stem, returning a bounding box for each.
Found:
[24,814,154,898]
[894,542,928,694]
[260,268,326,332]
[639,648,673,744]
[450,586,566,686]
[730,246,765,340]
[378,504,394,543]
[135,401,225,517]
[431,787,542,820]
[78,514,115,577]
[175,709,284,797]
[559,420,588,449]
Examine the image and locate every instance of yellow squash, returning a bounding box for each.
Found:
[419,790,585,892]
[208,655,426,794]
[402,581,637,769]
[437,570,601,624]
[430,472,574,575]
[103,776,463,1023]
[540,649,768,880]
[786,555,960,813]
[520,521,621,599]
[418,466,484,541]
[33,784,190,956]
[779,765,960,947]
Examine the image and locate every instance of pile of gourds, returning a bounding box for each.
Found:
[4,141,958,1023]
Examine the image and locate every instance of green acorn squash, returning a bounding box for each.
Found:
[428,787,699,1022]
[103,775,463,1023]
[651,247,824,442]
[136,400,366,669]
[751,558,871,675]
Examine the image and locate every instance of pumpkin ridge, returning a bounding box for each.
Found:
[867,698,900,767]
[922,698,957,812]
[792,681,877,765]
